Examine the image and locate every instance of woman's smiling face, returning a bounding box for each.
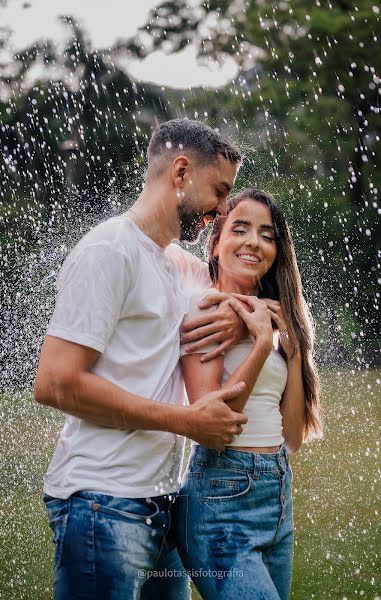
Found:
[214,199,278,293]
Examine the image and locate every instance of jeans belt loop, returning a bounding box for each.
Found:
[253,453,260,479]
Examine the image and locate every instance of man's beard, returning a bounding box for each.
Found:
[177,203,204,244]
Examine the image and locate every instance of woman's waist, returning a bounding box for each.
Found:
[226,444,281,454]
[189,443,289,472]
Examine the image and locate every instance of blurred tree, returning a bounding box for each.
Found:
[0,16,170,289]
[0,16,170,208]
[131,0,381,364]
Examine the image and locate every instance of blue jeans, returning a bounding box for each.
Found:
[44,491,190,600]
[173,444,294,600]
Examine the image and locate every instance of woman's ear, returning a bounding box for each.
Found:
[213,241,219,258]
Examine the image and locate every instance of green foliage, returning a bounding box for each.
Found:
[135,0,381,362]
[0,16,171,282]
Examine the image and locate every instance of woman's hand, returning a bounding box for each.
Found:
[262,298,300,361]
[227,294,273,353]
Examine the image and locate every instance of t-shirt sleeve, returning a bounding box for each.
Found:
[180,290,221,356]
[166,243,211,292]
[47,244,132,353]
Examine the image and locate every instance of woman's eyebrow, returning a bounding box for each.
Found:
[231,220,275,230]
[231,219,251,226]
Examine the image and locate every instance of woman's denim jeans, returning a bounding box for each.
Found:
[173,444,294,600]
[44,491,190,600]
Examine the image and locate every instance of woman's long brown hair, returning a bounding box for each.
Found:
[208,187,323,441]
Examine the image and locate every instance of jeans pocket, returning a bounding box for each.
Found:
[172,494,189,557]
[90,495,160,523]
[44,496,70,571]
[202,472,251,501]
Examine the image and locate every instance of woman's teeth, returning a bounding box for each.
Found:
[237,254,260,263]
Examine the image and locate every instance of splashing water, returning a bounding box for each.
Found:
[0,3,380,598]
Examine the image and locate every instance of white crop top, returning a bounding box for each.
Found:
[180,290,288,447]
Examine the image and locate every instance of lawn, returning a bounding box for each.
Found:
[0,369,380,599]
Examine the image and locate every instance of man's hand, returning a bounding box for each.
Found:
[180,292,246,362]
[183,383,248,451]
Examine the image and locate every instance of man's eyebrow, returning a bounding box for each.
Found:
[220,181,232,192]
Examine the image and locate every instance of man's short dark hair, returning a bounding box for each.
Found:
[147,118,242,176]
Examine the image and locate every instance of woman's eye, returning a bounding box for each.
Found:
[261,234,275,242]
[233,229,246,235]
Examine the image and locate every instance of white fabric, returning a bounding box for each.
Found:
[181,290,288,447]
[44,216,207,499]
[165,243,211,294]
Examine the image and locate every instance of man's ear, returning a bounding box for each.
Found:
[172,156,189,188]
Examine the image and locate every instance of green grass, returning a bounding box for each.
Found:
[1,369,380,599]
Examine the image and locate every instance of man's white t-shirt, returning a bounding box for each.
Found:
[44,215,210,499]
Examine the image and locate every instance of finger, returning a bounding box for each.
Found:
[234,412,249,425]
[264,302,280,312]
[230,293,257,308]
[262,298,281,309]
[228,301,253,324]
[227,299,250,315]
[218,382,246,401]
[180,323,220,344]
[200,340,230,362]
[181,313,216,332]
[269,310,286,330]
[183,332,223,353]
[230,292,256,302]
[198,292,231,308]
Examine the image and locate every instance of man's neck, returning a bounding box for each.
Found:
[127,186,179,248]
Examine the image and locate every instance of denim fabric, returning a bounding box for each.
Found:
[44,491,190,600]
[174,444,294,600]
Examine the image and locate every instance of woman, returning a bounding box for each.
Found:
[175,188,322,600]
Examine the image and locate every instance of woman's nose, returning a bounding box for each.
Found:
[246,232,260,247]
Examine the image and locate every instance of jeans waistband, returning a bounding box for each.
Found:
[72,490,177,508]
[191,443,289,475]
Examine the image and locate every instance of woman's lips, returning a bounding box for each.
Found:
[237,253,261,264]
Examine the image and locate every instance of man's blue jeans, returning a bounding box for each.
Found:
[173,444,294,600]
[44,491,190,599]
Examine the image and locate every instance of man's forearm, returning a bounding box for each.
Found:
[38,370,188,433]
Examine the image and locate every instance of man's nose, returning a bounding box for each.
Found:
[217,198,227,217]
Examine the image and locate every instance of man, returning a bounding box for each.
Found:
[35,118,246,599]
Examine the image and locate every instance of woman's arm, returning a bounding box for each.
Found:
[181,297,273,413]
[262,299,307,454]
[279,351,306,454]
